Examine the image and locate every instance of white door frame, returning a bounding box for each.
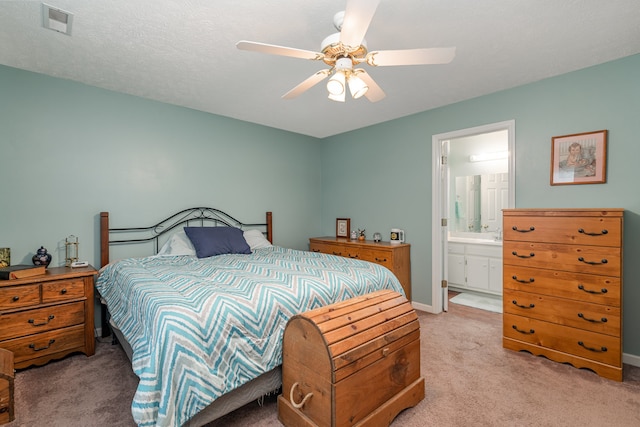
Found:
[431,120,516,313]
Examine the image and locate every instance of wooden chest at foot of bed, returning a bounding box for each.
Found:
[0,348,14,424]
[278,290,424,427]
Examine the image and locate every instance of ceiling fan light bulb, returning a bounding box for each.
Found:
[327,70,346,95]
[328,91,346,102]
[348,75,368,99]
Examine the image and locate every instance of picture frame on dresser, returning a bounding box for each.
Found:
[336,218,350,238]
[550,129,607,185]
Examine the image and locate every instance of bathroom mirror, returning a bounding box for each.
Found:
[452,173,509,235]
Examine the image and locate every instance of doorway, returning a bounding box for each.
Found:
[431,120,515,313]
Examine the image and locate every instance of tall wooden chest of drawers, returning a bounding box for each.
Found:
[278,290,424,427]
[0,266,96,369]
[502,209,623,381]
[309,237,411,300]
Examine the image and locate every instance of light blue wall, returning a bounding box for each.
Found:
[0,64,322,266]
[322,53,640,356]
[3,53,639,357]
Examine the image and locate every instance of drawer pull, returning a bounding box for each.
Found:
[60,288,67,294]
[375,257,388,262]
[512,325,535,334]
[311,249,320,252]
[577,284,608,294]
[578,341,607,353]
[289,382,313,409]
[0,407,7,414]
[578,228,608,236]
[29,339,55,352]
[512,300,535,309]
[577,257,607,265]
[12,296,20,301]
[512,275,534,284]
[578,313,608,323]
[348,253,359,259]
[511,251,535,259]
[512,226,535,232]
[28,315,55,326]
[332,251,342,256]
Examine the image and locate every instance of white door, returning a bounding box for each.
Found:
[431,120,515,314]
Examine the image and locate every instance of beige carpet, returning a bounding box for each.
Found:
[7,302,640,427]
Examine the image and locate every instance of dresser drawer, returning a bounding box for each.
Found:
[504,289,620,336]
[503,215,621,246]
[503,313,620,367]
[2,324,85,367]
[0,301,86,341]
[359,248,393,269]
[503,241,621,276]
[0,285,40,310]
[503,265,620,306]
[42,278,85,303]
[310,242,348,257]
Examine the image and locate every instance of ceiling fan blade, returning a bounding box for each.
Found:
[340,0,381,48]
[367,47,456,66]
[282,70,331,99]
[355,69,385,103]
[236,41,324,61]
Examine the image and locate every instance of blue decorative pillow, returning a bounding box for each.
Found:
[183,227,252,258]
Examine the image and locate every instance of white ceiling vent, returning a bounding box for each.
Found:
[42,3,73,35]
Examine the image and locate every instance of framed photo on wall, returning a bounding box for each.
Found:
[336,218,350,238]
[550,130,607,185]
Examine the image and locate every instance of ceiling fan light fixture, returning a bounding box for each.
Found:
[327,70,346,95]
[347,74,368,99]
[328,91,346,103]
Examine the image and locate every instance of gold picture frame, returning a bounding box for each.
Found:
[336,218,350,238]
[551,130,607,185]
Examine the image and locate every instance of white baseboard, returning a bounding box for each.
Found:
[623,352,640,368]
[411,301,435,313]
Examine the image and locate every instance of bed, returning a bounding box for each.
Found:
[96,208,405,427]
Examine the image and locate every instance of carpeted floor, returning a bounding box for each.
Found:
[7,301,640,427]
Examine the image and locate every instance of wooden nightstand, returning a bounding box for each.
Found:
[309,237,412,300]
[0,266,96,369]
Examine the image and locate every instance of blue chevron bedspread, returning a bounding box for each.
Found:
[96,246,404,427]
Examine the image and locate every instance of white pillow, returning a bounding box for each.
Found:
[157,230,197,256]
[243,229,273,250]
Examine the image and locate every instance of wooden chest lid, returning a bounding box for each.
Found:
[283,290,419,383]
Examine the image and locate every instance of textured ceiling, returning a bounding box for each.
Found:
[1,0,640,138]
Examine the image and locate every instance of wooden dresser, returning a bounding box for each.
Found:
[278,290,424,427]
[309,237,412,300]
[0,266,96,369]
[502,209,623,381]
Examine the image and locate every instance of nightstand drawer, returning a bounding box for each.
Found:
[0,285,40,310]
[0,301,85,341]
[3,325,85,367]
[42,278,85,303]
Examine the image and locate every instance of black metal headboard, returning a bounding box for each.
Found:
[100,207,272,267]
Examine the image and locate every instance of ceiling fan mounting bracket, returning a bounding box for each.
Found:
[321,32,367,67]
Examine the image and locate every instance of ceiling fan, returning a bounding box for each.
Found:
[236,0,456,103]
